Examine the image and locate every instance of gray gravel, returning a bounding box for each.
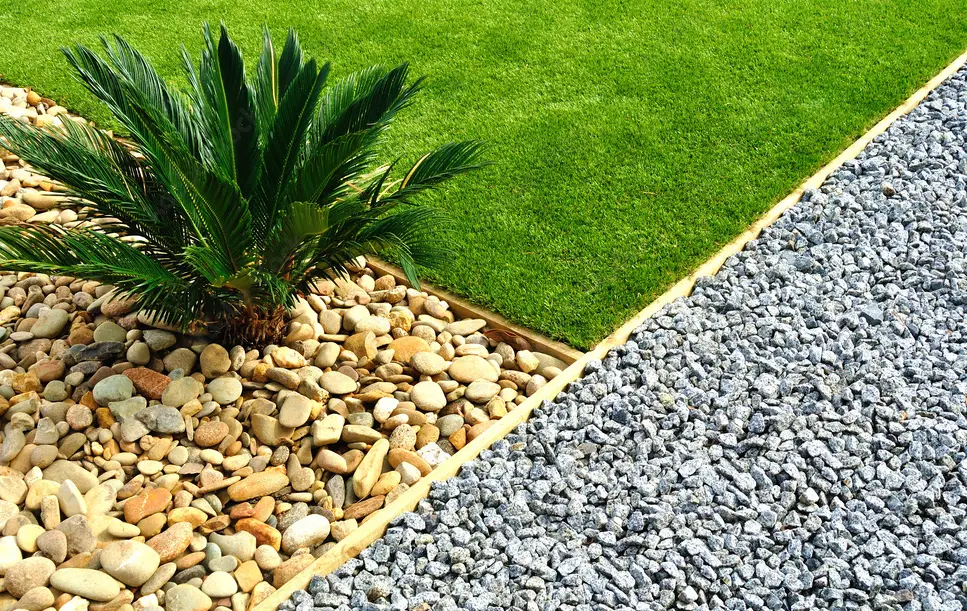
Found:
[282,69,967,610]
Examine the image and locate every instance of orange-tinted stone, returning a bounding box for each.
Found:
[122,367,170,400]
[123,488,172,524]
[235,519,282,550]
[146,522,193,563]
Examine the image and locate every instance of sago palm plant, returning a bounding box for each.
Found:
[0,24,485,344]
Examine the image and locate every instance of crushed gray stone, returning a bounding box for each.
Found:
[281,68,967,611]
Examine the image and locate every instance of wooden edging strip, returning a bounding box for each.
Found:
[254,46,967,611]
[365,258,583,364]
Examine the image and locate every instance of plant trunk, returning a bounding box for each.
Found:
[216,304,288,348]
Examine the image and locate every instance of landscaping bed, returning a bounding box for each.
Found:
[0,85,573,611]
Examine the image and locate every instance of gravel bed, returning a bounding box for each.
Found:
[282,68,967,610]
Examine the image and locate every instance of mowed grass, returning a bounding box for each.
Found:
[1,0,965,348]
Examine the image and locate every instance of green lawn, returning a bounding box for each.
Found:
[2,1,965,348]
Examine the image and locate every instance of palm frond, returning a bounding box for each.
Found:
[251,57,329,240]
[277,29,305,99]
[182,23,260,195]
[284,130,378,207]
[377,140,489,207]
[65,38,207,163]
[0,225,204,329]
[263,201,332,273]
[316,64,421,146]
[253,27,279,136]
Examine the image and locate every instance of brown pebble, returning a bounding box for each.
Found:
[467,420,496,442]
[449,427,467,450]
[415,424,440,449]
[197,515,231,534]
[137,513,167,538]
[95,408,116,428]
[387,448,432,476]
[175,551,207,570]
[194,420,229,448]
[343,495,385,520]
[272,553,315,588]
[123,487,171,524]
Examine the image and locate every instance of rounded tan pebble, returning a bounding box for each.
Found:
[340,424,381,444]
[146,522,193,562]
[140,562,176,596]
[370,470,401,496]
[138,513,168,538]
[352,439,389,498]
[254,545,281,571]
[233,559,261,594]
[0,535,22,573]
[16,524,44,553]
[0,475,28,504]
[312,414,344,446]
[389,336,431,364]
[415,424,440,449]
[112,452,138,466]
[280,515,330,555]
[65,405,93,430]
[465,379,501,403]
[167,445,189,466]
[18,585,55,611]
[396,461,422,485]
[409,381,446,412]
[272,554,315,588]
[164,584,211,611]
[35,530,67,564]
[409,351,446,375]
[227,470,288,502]
[221,453,250,472]
[199,449,223,465]
[49,567,120,601]
[193,420,229,448]
[168,507,208,528]
[319,371,356,395]
[57,480,86,517]
[314,449,347,473]
[175,551,207,570]
[201,571,238,598]
[100,540,160,587]
[329,519,358,542]
[107,520,140,538]
[448,355,499,384]
[526,374,548,396]
[200,344,231,378]
[372,397,399,424]
[5,556,56,598]
[29,445,58,468]
[515,350,540,373]
[137,460,164,476]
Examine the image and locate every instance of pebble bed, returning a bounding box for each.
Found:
[0,85,570,611]
[283,69,967,609]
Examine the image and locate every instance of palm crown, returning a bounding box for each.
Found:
[0,24,485,340]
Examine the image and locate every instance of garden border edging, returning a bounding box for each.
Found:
[250,44,967,610]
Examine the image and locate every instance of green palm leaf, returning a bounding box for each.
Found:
[182,23,260,195]
[252,57,329,240]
